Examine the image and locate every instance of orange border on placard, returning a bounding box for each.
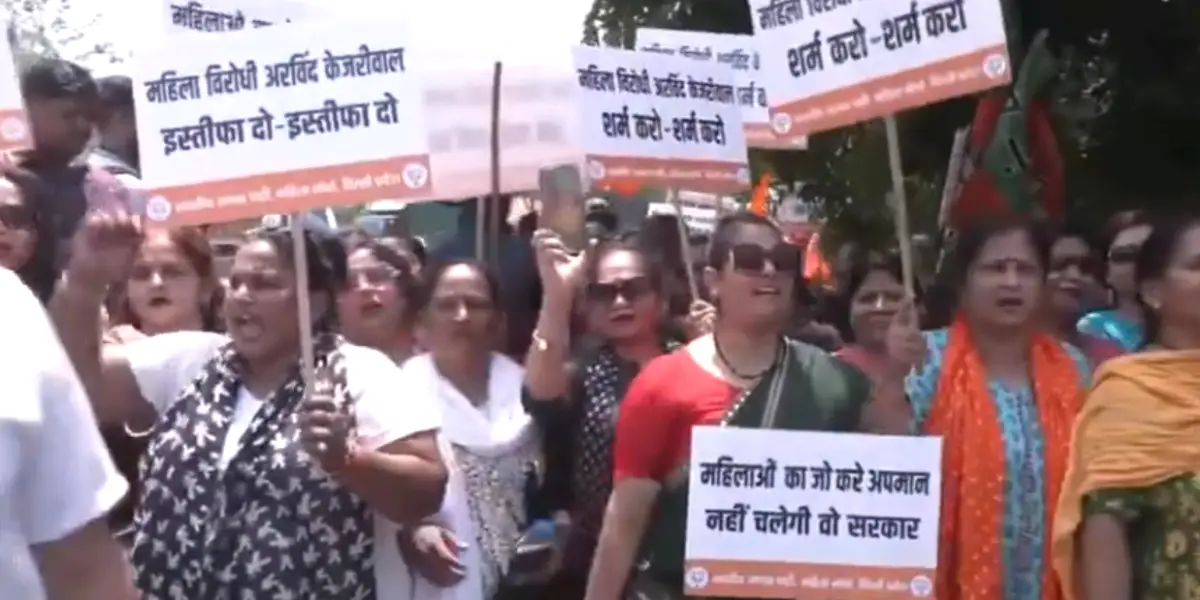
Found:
[586,155,749,194]
[683,559,934,599]
[770,44,1011,140]
[746,122,808,150]
[145,155,433,226]
[0,108,32,151]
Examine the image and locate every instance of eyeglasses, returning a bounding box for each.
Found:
[0,204,35,230]
[727,243,800,274]
[585,276,653,304]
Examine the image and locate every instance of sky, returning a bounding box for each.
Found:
[63,0,596,74]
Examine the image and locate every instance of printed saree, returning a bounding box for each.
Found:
[630,339,872,599]
[920,320,1084,600]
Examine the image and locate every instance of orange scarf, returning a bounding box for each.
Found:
[924,319,1083,600]
[1052,350,1200,600]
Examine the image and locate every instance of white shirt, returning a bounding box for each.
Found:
[121,331,441,599]
[0,269,129,600]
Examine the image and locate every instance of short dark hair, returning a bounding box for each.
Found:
[705,211,781,268]
[20,57,97,101]
[96,75,134,118]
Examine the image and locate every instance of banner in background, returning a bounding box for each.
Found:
[161,0,318,34]
[0,21,30,152]
[574,45,750,194]
[635,28,806,151]
[133,20,432,225]
[748,0,1011,141]
[684,427,942,598]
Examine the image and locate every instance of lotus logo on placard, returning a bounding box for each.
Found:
[770,113,792,135]
[0,116,26,143]
[736,167,750,185]
[145,196,173,222]
[684,566,710,590]
[586,159,606,181]
[401,163,429,189]
[909,575,933,597]
[982,54,1009,80]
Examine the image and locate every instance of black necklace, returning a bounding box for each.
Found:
[714,334,781,380]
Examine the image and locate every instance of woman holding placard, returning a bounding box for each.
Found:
[48,212,448,600]
[585,212,880,600]
[887,217,1089,600]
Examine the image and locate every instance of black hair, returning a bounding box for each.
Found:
[247,225,346,331]
[416,258,502,314]
[1,171,59,303]
[1133,212,1200,347]
[826,249,914,341]
[925,217,1052,326]
[705,211,782,268]
[19,57,97,101]
[347,240,423,324]
[95,75,134,120]
[583,237,665,292]
[940,217,1053,284]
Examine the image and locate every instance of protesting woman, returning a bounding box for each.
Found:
[1043,226,1123,367]
[829,250,914,434]
[337,239,423,363]
[1077,211,1150,351]
[396,260,540,600]
[584,212,883,600]
[1053,213,1200,600]
[524,231,683,599]
[100,226,222,537]
[50,211,446,599]
[889,218,1089,600]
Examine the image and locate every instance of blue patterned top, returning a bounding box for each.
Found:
[904,328,1089,600]
[1076,309,1143,352]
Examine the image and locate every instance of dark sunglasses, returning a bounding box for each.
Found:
[1051,255,1100,277]
[1107,245,1139,264]
[728,243,800,274]
[0,204,35,229]
[585,276,653,304]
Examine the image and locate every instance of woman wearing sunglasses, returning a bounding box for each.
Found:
[584,212,884,600]
[524,230,680,599]
[1044,226,1123,368]
[1076,211,1150,352]
[0,166,60,302]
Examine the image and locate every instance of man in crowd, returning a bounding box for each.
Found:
[0,268,138,600]
[11,58,99,253]
[88,75,142,184]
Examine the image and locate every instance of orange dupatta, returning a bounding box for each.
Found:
[924,319,1084,600]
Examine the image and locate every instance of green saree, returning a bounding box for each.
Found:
[628,340,872,599]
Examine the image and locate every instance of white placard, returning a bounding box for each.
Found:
[573,45,750,194]
[749,0,1011,141]
[0,22,30,151]
[133,20,432,226]
[684,427,942,598]
[635,28,806,150]
[161,0,319,34]
[415,48,583,199]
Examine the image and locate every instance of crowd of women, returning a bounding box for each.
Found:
[2,55,1199,600]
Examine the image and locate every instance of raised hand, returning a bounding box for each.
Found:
[66,210,143,290]
[883,297,925,380]
[532,228,586,305]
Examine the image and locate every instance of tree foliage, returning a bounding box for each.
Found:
[582,0,1200,246]
[4,0,115,66]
